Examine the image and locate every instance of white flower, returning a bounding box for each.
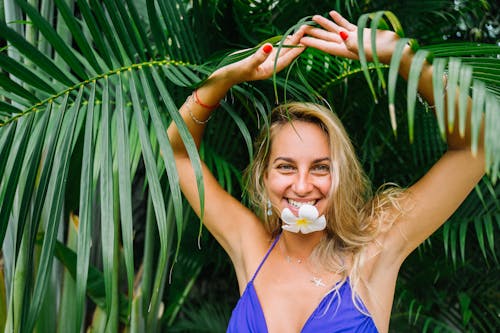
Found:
[280,204,326,234]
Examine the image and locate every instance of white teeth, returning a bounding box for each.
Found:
[288,199,316,208]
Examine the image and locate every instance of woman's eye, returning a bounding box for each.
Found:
[276,164,295,171]
[312,164,330,173]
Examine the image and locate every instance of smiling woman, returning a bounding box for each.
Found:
[242,101,402,332]
[0,0,497,331]
[265,119,332,220]
[167,10,487,333]
[248,103,380,241]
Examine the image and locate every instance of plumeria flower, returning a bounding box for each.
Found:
[281,204,326,234]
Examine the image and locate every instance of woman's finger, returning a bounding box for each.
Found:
[312,15,341,33]
[301,36,356,59]
[277,35,294,55]
[273,37,306,72]
[274,44,305,71]
[273,29,305,59]
[281,28,304,49]
[302,25,342,43]
[329,11,357,31]
[244,43,274,72]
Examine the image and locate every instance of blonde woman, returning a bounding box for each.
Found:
[167,11,484,333]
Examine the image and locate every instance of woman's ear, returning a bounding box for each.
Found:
[263,168,271,194]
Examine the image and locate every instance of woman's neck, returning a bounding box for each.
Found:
[280,230,325,261]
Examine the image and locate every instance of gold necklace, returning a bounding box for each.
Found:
[279,240,327,287]
[285,254,303,264]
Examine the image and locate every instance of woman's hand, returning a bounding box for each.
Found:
[211,30,306,86]
[300,11,400,64]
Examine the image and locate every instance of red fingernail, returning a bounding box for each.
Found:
[263,44,273,53]
[339,31,348,41]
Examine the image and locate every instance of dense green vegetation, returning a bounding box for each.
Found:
[0,0,498,332]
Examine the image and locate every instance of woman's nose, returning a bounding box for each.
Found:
[292,172,313,195]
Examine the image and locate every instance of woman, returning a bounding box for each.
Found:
[167,11,485,333]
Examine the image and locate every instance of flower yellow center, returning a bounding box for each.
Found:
[296,218,309,226]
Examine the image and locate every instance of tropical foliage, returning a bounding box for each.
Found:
[0,0,498,332]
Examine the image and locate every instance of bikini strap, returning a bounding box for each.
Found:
[249,233,281,283]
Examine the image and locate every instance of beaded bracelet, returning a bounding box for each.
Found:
[418,71,449,110]
[186,95,213,125]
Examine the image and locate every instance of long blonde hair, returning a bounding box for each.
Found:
[245,102,404,301]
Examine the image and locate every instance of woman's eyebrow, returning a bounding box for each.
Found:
[312,157,331,163]
[272,157,294,164]
[272,157,331,163]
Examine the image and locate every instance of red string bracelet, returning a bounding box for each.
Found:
[193,89,220,110]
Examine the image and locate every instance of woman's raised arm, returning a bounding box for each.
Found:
[166,34,305,257]
[300,11,485,260]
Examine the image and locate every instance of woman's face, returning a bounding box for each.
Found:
[265,120,332,218]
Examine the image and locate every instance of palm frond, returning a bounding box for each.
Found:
[0,0,208,330]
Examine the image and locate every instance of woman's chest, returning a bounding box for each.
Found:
[253,259,343,332]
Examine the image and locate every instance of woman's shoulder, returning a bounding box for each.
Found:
[233,227,277,289]
[359,207,410,277]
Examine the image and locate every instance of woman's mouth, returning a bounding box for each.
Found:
[287,198,318,209]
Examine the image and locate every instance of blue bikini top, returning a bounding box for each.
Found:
[226,234,379,332]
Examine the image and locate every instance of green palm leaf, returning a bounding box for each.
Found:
[0,20,75,86]
[25,88,82,333]
[98,76,118,330]
[15,0,89,80]
[115,74,135,321]
[75,81,96,332]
